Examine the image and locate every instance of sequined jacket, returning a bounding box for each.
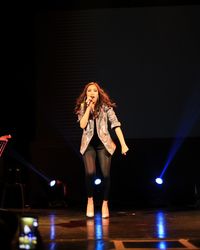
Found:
[77,104,121,155]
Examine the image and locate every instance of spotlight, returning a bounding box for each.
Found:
[49,180,56,187]
[155,178,163,185]
[94,178,101,185]
[48,180,67,208]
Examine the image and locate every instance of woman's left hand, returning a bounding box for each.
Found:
[121,144,129,155]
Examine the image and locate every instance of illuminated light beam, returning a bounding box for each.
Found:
[9,149,51,183]
[159,82,200,179]
[160,137,185,179]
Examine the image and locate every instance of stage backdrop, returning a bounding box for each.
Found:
[3,5,199,208]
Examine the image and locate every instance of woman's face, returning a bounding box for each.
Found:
[86,84,99,103]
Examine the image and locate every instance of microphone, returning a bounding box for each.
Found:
[86,96,94,106]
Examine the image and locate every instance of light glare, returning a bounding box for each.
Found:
[94,178,101,185]
[155,178,163,185]
[49,180,56,187]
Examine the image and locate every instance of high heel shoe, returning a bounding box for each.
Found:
[86,197,94,218]
[102,200,109,218]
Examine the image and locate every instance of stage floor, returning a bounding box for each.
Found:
[9,206,200,250]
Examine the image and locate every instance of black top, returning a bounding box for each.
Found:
[90,119,102,146]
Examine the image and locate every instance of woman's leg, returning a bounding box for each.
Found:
[97,146,111,218]
[83,145,96,197]
[83,145,96,217]
[97,146,111,200]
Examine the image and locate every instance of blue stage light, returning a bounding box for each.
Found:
[156,83,200,185]
[155,178,163,185]
[94,178,101,185]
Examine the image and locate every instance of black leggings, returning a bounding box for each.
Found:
[83,142,112,200]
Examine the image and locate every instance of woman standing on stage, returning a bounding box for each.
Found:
[75,82,129,218]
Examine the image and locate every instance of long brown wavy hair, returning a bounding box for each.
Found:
[75,82,116,117]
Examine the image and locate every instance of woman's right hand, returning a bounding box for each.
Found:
[86,97,95,111]
[86,96,94,106]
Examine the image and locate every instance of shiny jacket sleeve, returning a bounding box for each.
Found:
[106,106,121,129]
[77,103,85,122]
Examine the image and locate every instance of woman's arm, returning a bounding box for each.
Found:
[80,101,94,129]
[115,127,129,155]
[80,106,91,129]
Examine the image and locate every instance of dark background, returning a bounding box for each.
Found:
[0,1,200,209]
